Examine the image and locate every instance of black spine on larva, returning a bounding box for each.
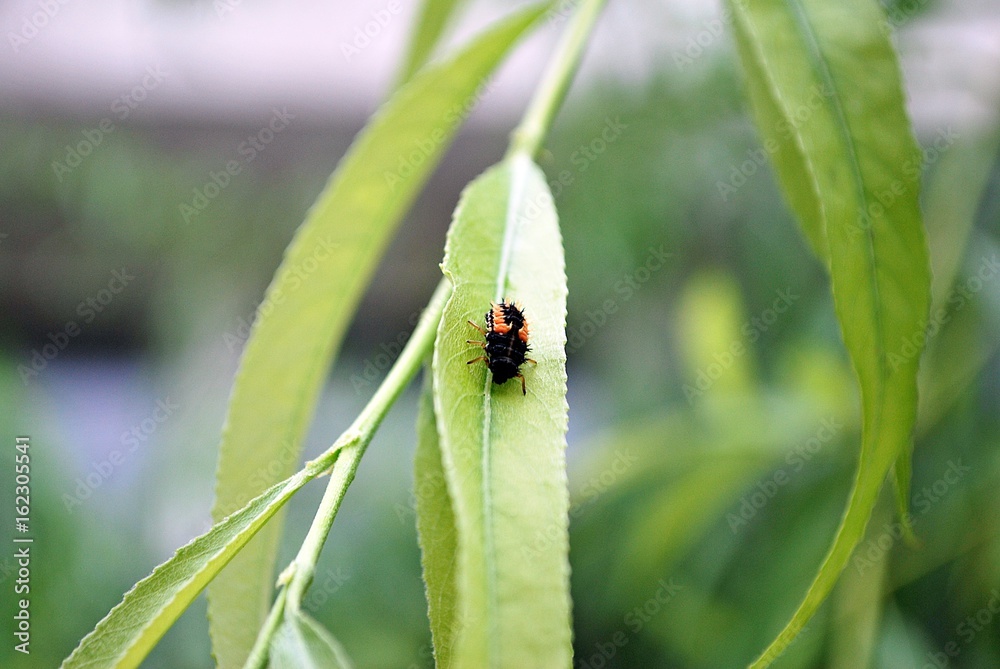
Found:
[500,300,526,333]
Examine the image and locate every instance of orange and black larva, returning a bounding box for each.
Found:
[467,299,534,395]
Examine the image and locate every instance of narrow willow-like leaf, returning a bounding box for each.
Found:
[729,4,827,263]
[729,0,931,665]
[207,7,548,666]
[398,0,465,85]
[61,462,327,669]
[432,154,571,667]
[829,502,890,669]
[414,369,461,667]
[242,282,450,669]
[269,611,354,669]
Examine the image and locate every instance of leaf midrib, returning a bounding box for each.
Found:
[783,0,890,403]
[478,155,532,668]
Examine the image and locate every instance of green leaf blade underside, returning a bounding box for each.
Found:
[829,501,891,669]
[729,1,828,263]
[269,611,354,669]
[431,155,572,668]
[61,468,317,669]
[206,6,548,667]
[729,0,931,665]
[414,370,461,668]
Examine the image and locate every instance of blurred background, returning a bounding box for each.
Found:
[2,0,1000,667]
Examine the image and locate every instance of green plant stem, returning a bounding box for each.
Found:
[243,278,451,664]
[243,588,288,669]
[507,0,608,159]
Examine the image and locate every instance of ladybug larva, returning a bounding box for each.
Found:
[466,299,534,395]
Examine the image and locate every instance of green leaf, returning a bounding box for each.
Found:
[269,611,354,669]
[397,0,466,85]
[431,154,572,667]
[414,368,461,668]
[206,6,549,667]
[829,501,890,669]
[729,3,828,263]
[729,0,932,665]
[60,463,325,669]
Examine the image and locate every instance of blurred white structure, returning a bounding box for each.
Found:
[3,0,994,134]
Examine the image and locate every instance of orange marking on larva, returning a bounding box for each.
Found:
[469,299,531,394]
[491,305,510,333]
